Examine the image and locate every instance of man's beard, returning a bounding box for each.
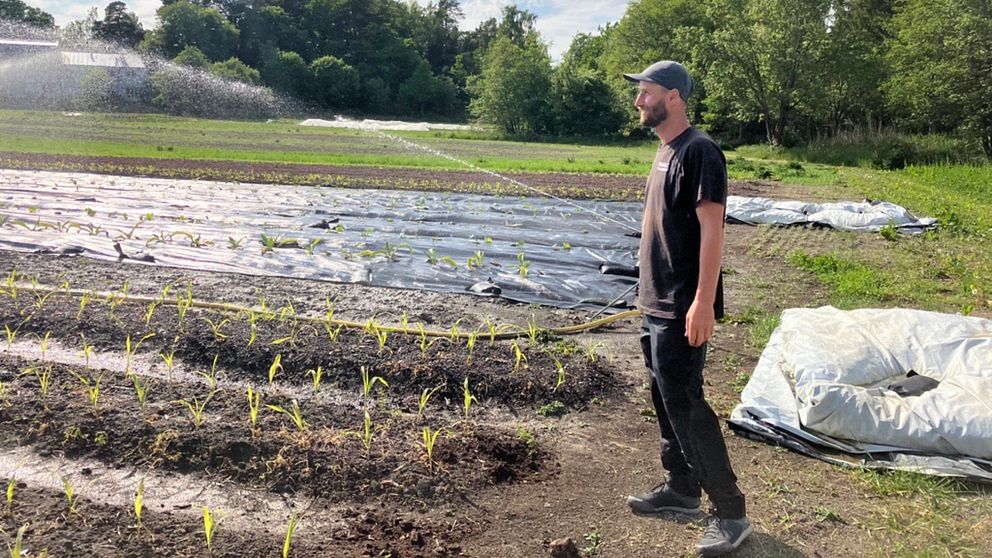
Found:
[640,103,668,128]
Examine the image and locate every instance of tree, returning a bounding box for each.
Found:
[92,1,145,48]
[819,0,894,133]
[212,57,261,84]
[173,45,210,68]
[0,0,54,28]
[885,0,992,157]
[143,0,239,61]
[260,49,309,96]
[308,54,360,109]
[398,59,457,115]
[694,0,834,145]
[468,36,552,134]
[404,0,463,75]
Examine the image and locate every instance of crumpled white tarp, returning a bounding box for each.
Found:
[731,306,992,479]
[300,118,476,132]
[725,196,938,233]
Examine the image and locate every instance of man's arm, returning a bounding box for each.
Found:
[685,200,725,347]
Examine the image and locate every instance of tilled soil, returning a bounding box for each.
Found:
[4,173,987,558]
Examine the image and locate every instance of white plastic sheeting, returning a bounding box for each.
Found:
[300,118,477,132]
[731,307,992,481]
[725,196,937,233]
[0,169,639,309]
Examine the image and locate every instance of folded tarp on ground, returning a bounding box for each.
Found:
[730,306,992,482]
[726,196,937,233]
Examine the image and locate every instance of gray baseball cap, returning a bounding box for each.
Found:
[623,60,694,101]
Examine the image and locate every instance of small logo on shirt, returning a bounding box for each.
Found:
[656,161,669,173]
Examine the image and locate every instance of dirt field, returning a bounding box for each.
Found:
[1,172,990,558]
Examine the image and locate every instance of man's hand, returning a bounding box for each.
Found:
[685,297,715,347]
[688,200,724,347]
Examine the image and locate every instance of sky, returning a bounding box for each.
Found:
[34,0,629,60]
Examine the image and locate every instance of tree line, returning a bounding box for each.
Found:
[2,0,990,157]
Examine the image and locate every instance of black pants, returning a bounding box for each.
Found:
[640,315,746,519]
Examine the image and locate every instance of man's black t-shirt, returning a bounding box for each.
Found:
[637,126,727,320]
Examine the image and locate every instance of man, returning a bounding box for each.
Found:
[622,60,751,557]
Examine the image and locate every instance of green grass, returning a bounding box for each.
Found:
[0,110,660,175]
[853,469,991,558]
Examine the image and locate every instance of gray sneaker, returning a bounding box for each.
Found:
[626,483,701,515]
[696,517,752,556]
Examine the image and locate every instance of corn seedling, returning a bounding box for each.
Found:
[3,319,28,350]
[525,317,542,345]
[0,382,9,408]
[241,312,257,341]
[266,400,309,432]
[202,506,217,551]
[553,358,567,391]
[107,280,129,317]
[448,318,463,343]
[199,355,221,390]
[132,374,150,410]
[268,354,283,385]
[417,324,437,355]
[357,410,374,455]
[38,330,51,361]
[516,252,530,277]
[305,237,323,256]
[20,365,53,401]
[421,426,442,471]
[79,333,94,368]
[418,385,443,419]
[308,366,324,393]
[360,366,388,399]
[203,317,231,340]
[465,330,480,364]
[31,280,64,311]
[1,271,16,300]
[463,378,478,420]
[271,322,303,348]
[176,390,218,429]
[484,319,513,346]
[511,340,528,371]
[175,282,193,329]
[425,247,439,265]
[76,289,93,320]
[227,236,244,250]
[246,385,261,431]
[125,333,155,377]
[71,370,103,413]
[283,511,301,558]
[6,477,15,510]
[441,255,459,268]
[133,478,145,529]
[159,346,177,378]
[62,475,79,515]
[583,340,604,363]
[323,321,343,344]
[399,312,409,333]
[7,525,26,558]
[372,325,388,353]
[466,250,485,270]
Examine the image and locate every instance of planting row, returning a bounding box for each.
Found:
[0,273,618,409]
